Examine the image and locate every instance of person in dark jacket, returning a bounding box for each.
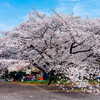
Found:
[48,69,57,85]
[12,71,22,80]
[43,71,48,80]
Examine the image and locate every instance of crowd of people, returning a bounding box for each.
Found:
[4,66,57,85]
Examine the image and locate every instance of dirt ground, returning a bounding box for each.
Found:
[0,83,100,100]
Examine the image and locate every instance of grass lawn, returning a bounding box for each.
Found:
[6,78,100,86]
[7,79,56,85]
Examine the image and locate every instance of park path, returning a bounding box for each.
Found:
[0,83,100,100]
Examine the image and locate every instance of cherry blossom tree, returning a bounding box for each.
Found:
[0,10,100,93]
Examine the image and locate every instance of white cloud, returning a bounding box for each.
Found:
[73,2,100,18]
[73,3,88,17]
[55,2,71,14]
[4,2,11,8]
[6,3,11,8]
[55,0,80,14]
[91,9,100,15]
[55,0,100,18]
[0,23,14,31]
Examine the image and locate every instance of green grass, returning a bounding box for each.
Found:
[8,77,100,86]
[21,79,55,85]
[21,78,73,85]
[88,79,100,84]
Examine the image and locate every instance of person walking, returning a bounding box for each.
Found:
[48,69,57,85]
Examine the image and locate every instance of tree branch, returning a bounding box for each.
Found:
[82,53,93,62]
[70,42,92,54]
[72,47,92,54]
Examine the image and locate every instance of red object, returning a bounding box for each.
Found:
[39,77,43,80]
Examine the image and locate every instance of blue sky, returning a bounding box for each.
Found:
[0,0,100,32]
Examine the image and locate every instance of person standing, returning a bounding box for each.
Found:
[48,69,57,85]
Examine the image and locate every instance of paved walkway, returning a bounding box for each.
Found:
[0,83,100,100]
